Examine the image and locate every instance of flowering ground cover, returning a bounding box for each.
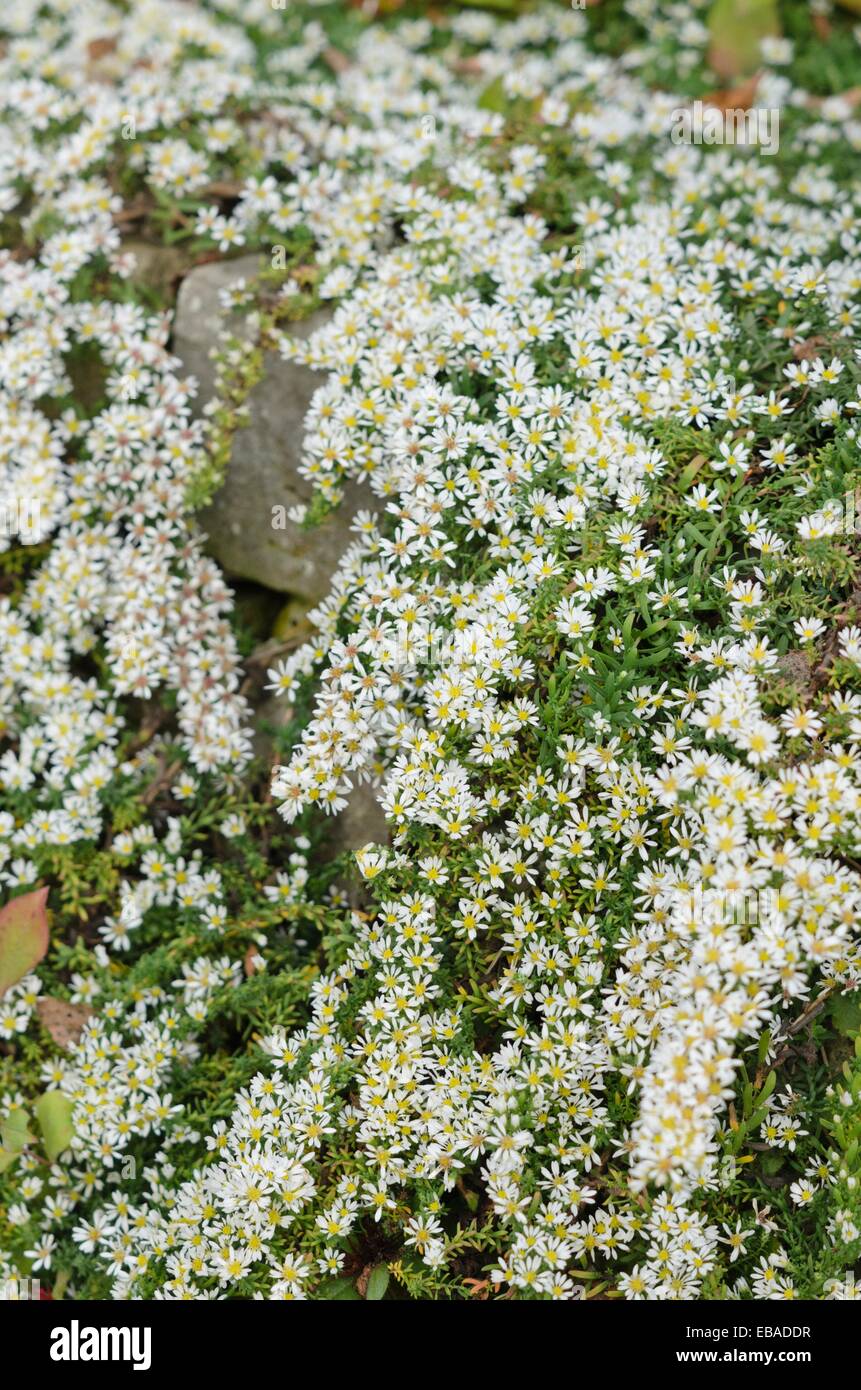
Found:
[1,0,861,1303]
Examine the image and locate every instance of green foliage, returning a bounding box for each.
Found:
[3,0,861,1306]
[35,1091,75,1162]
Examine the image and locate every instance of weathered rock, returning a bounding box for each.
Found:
[326,780,390,861]
[271,596,318,645]
[122,238,190,301]
[174,258,388,861]
[172,254,362,600]
[252,685,390,859]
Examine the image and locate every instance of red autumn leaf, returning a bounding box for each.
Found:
[0,887,49,996]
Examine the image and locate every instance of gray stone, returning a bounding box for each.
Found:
[248,624,390,857]
[326,780,390,861]
[253,688,389,857]
[172,254,362,600]
[122,238,189,300]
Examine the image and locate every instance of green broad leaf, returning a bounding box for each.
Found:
[830,991,861,1038]
[707,0,781,79]
[365,1264,390,1301]
[318,1276,361,1301]
[0,1109,35,1173]
[36,1090,75,1162]
[2,1109,34,1150]
[477,75,507,113]
[0,886,50,996]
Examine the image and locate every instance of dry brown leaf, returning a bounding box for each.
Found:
[807,86,861,110]
[705,72,762,113]
[87,37,118,62]
[463,1278,490,1299]
[707,0,780,81]
[323,47,352,75]
[792,334,829,360]
[36,996,93,1049]
[199,181,244,200]
[349,0,406,12]
[453,57,486,77]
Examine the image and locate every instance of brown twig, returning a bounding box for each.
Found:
[757,983,839,1085]
[141,757,182,806]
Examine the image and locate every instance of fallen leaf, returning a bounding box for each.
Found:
[35,997,93,1049]
[85,34,120,83]
[323,47,352,75]
[0,887,49,997]
[199,181,244,200]
[348,0,404,12]
[792,334,829,360]
[463,1277,490,1299]
[453,57,486,77]
[777,649,814,692]
[705,72,761,113]
[35,1090,75,1162]
[807,86,861,111]
[0,1109,35,1174]
[707,0,780,80]
[830,989,861,1037]
[86,36,118,62]
[365,1264,390,1300]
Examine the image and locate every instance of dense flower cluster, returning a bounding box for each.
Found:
[1,0,860,1302]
